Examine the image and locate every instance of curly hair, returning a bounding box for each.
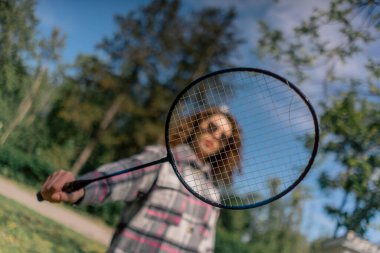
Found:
[169,107,242,184]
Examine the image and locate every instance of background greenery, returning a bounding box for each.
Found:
[0,0,379,252]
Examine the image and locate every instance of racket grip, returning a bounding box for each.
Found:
[36,179,92,202]
[61,179,91,193]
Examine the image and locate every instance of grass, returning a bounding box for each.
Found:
[0,194,106,253]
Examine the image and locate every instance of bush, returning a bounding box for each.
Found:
[215,228,251,253]
[78,203,124,227]
[0,145,56,188]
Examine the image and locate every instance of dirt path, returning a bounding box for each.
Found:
[0,176,113,246]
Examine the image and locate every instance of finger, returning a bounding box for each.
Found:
[41,175,52,190]
[40,174,56,201]
[51,172,74,193]
[45,170,67,191]
[44,171,61,191]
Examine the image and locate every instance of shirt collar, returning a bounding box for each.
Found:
[172,144,211,173]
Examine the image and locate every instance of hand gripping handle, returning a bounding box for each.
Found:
[36,179,92,202]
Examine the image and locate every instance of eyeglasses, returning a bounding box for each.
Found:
[204,122,231,146]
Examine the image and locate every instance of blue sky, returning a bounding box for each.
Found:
[35,0,380,244]
[36,0,149,62]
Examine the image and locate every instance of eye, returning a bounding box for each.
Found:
[208,122,218,133]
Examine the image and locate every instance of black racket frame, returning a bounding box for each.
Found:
[166,67,319,209]
[37,67,319,210]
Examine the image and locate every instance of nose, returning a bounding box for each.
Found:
[213,129,223,140]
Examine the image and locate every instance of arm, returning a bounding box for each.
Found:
[77,146,164,205]
[39,145,165,205]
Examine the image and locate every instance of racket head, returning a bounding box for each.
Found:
[165,68,319,209]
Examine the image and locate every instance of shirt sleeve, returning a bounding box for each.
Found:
[76,145,165,206]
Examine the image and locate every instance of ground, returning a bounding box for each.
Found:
[0,176,113,246]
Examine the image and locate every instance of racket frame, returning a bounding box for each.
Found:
[165,67,319,209]
[37,67,319,210]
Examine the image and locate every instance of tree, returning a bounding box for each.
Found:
[256,0,379,89]
[0,0,65,147]
[50,0,242,175]
[0,0,67,188]
[319,90,380,237]
[216,181,312,253]
[0,0,38,132]
[48,55,135,174]
[255,0,380,238]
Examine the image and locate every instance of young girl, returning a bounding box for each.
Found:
[40,107,242,253]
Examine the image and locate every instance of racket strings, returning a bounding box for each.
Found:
[168,70,316,207]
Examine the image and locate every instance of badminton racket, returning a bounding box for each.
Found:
[37,67,319,209]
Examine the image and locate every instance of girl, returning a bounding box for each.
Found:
[40,107,242,253]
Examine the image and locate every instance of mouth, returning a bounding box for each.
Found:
[204,139,215,149]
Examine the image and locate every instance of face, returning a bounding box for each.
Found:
[194,113,233,159]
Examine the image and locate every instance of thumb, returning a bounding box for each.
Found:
[61,190,84,204]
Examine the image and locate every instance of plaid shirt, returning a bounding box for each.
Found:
[78,144,220,253]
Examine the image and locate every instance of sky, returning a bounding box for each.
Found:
[35,0,380,244]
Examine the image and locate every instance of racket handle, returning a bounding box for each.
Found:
[62,179,92,192]
[36,192,44,202]
[36,179,92,202]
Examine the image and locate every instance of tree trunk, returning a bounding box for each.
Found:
[70,42,217,175]
[70,95,126,175]
[0,68,47,145]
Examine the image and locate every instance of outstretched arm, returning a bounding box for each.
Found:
[39,145,165,205]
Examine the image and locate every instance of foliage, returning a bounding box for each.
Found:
[256,0,380,85]
[0,0,64,132]
[0,0,65,160]
[319,90,380,236]
[76,203,124,227]
[216,227,251,253]
[0,145,55,188]
[47,0,243,175]
[216,183,313,253]
[255,0,380,238]
[0,194,105,253]
[0,0,38,125]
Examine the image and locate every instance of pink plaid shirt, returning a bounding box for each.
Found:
[77,144,219,253]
